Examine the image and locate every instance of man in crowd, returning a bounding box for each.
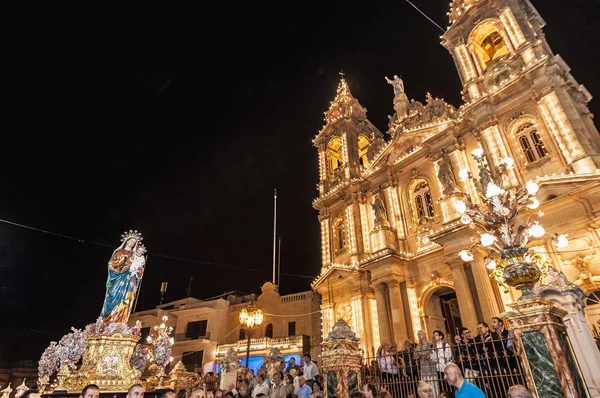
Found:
[157,389,176,398]
[296,376,312,398]
[252,375,270,398]
[190,387,206,398]
[454,327,480,381]
[126,384,144,398]
[362,384,377,398]
[285,357,301,374]
[80,384,100,398]
[507,384,533,398]
[302,354,319,388]
[21,390,41,398]
[416,381,435,398]
[269,371,287,398]
[444,363,485,397]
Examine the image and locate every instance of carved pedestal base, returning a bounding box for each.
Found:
[503,298,590,398]
[370,228,397,251]
[68,331,142,393]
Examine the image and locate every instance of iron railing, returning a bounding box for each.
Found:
[361,337,526,398]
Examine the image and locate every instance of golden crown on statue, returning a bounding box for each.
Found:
[121,229,143,242]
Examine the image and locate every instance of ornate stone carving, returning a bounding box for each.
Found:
[326,319,358,341]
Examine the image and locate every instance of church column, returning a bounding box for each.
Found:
[387,280,409,345]
[471,250,502,323]
[447,260,479,333]
[361,295,375,356]
[374,283,392,345]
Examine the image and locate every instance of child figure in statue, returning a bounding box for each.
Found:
[99,231,147,324]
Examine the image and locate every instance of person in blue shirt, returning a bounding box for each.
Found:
[296,376,312,398]
[444,363,486,398]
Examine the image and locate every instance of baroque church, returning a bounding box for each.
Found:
[311,0,600,354]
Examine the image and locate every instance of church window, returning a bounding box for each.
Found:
[326,136,344,174]
[358,134,370,167]
[411,180,434,223]
[333,218,346,252]
[516,122,547,163]
[265,323,273,338]
[470,21,510,69]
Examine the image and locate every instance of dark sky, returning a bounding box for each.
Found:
[1,0,598,364]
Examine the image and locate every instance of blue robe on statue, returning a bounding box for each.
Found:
[100,239,143,324]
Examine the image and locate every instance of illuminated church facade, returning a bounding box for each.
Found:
[311,0,600,354]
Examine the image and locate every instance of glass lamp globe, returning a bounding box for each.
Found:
[528,198,540,209]
[486,259,497,269]
[525,180,539,195]
[459,250,474,261]
[500,157,514,168]
[458,169,470,180]
[471,148,484,157]
[529,223,545,238]
[480,233,496,247]
[555,235,569,248]
[455,200,467,214]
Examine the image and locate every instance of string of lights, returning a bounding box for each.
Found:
[0,217,315,279]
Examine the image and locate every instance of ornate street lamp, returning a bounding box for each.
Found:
[146,315,175,387]
[454,148,568,300]
[238,302,264,367]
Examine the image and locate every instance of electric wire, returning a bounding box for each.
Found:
[0,217,315,279]
[404,0,446,33]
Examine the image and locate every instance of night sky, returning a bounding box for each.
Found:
[1,0,598,364]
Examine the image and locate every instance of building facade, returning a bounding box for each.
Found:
[130,282,322,373]
[311,0,600,355]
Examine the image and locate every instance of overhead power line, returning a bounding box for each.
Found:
[0,217,315,279]
[405,0,446,33]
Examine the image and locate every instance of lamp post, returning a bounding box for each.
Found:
[453,148,568,300]
[238,302,264,368]
[147,315,175,388]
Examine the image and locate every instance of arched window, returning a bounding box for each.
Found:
[411,181,434,224]
[239,328,246,340]
[265,323,273,338]
[585,290,600,307]
[358,134,370,167]
[333,217,346,252]
[470,21,510,69]
[326,137,344,174]
[515,122,547,163]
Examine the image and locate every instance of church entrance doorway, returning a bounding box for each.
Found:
[424,286,463,340]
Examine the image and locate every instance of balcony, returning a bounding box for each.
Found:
[216,334,309,356]
[174,332,211,342]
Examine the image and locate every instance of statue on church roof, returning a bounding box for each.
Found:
[385,75,405,97]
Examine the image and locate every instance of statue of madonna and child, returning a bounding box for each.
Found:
[99,230,148,324]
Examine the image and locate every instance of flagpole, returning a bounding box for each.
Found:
[272,189,277,285]
[277,237,282,289]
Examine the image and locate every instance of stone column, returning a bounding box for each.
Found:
[374,283,392,345]
[471,251,501,322]
[534,268,600,397]
[504,299,590,398]
[387,280,408,346]
[447,260,479,333]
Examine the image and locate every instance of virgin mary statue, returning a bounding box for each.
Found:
[100,230,147,324]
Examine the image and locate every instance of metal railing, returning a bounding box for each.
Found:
[362,337,526,398]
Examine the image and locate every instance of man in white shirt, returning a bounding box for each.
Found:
[252,375,270,398]
[302,354,319,387]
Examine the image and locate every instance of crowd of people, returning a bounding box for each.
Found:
[366,317,528,397]
[191,353,323,398]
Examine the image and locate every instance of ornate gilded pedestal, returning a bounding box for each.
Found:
[321,319,362,398]
[503,298,590,398]
[69,330,142,392]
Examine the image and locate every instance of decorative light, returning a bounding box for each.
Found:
[460,214,472,224]
[459,250,474,261]
[554,234,569,248]
[421,235,430,245]
[456,200,467,214]
[485,182,504,198]
[471,147,484,157]
[486,258,497,270]
[458,168,470,180]
[528,198,540,209]
[529,223,545,238]
[500,157,514,169]
[525,180,539,195]
[480,233,496,247]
